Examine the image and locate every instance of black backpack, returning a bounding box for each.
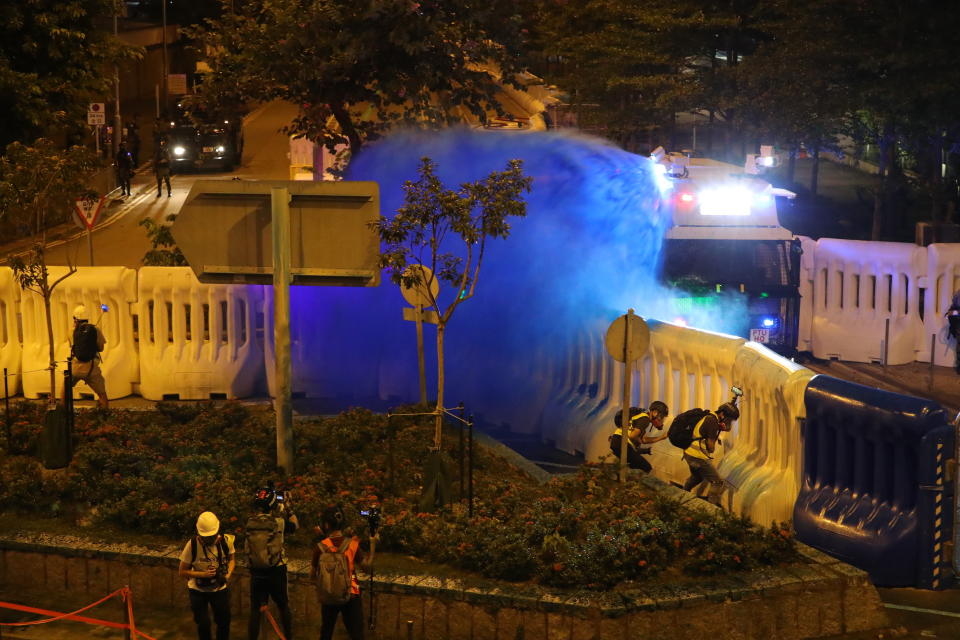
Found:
[72,323,99,363]
[667,408,709,449]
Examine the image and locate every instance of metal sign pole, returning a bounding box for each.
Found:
[87,227,94,266]
[415,303,426,405]
[619,309,635,484]
[272,187,294,474]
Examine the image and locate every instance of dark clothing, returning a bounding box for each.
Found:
[683,454,724,506]
[948,302,960,373]
[188,587,231,640]
[155,147,172,196]
[116,148,133,196]
[608,434,652,472]
[319,595,364,640]
[248,565,291,640]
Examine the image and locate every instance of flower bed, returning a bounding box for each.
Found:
[0,401,796,588]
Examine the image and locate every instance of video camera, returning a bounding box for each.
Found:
[730,385,743,406]
[359,506,381,535]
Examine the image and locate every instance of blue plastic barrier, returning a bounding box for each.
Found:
[794,375,954,588]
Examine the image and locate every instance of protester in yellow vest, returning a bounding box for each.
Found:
[682,403,740,506]
[609,401,670,473]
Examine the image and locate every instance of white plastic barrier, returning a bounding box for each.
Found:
[0,268,21,397]
[810,239,925,364]
[537,317,811,524]
[137,267,263,400]
[924,243,960,367]
[718,343,814,525]
[20,267,137,400]
[640,322,744,489]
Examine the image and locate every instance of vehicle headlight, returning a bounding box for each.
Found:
[699,185,753,216]
[215,145,225,154]
[173,145,186,157]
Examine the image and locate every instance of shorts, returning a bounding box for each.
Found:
[71,359,107,398]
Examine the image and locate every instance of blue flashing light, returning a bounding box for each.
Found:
[760,316,777,329]
[100,304,109,312]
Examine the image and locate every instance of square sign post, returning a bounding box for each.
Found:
[171,179,380,474]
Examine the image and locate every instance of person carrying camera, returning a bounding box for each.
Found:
[245,486,298,640]
[609,401,670,473]
[311,505,378,640]
[179,511,236,640]
[64,305,108,410]
[682,402,740,506]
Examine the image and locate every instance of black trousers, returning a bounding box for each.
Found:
[248,565,292,640]
[609,435,652,473]
[320,594,364,640]
[188,587,231,640]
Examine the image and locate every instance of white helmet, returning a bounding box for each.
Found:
[196,511,220,536]
[72,305,88,320]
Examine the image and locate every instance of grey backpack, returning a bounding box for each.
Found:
[314,538,353,605]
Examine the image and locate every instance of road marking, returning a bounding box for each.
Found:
[884,603,960,619]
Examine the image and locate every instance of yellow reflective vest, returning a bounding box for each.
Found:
[683,412,719,460]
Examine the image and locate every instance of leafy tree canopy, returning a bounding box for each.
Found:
[187,0,530,154]
[0,0,139,148]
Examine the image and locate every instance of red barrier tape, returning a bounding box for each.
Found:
[261,604,288,640]
[0,586,158,640]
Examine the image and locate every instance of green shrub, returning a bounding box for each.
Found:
[0,401,799,588]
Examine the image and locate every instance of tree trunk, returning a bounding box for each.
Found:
[810,144,821,197]
[41,269,57,408]
[433,322,445,450]
[329,101,363,155]
[931,133,943,224]
[786,144,797,186]
[872,129,892,241]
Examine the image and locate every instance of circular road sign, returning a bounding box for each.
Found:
[401,265,440,307]
[605,313,649,363]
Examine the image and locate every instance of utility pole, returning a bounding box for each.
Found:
[161,0,168,116]
[112,1,122,159]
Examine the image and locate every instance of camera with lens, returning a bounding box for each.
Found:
[359,506,381,535]
[196,561,229,589]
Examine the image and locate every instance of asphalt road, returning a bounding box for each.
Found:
[33,100,299,269]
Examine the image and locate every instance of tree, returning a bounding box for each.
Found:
[732,0,853,194]
[0,0,139,149]
[0,139,99,405]
[374,157,532,450]
[526,0,762,154]
[139,215,188,266]
[187,0,529,156]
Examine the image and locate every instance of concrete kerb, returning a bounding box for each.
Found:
[0,522,888,640]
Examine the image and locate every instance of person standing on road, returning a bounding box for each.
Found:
[609,401,670,473]
[245,485,298,640]
[179,511,236,640]
[64,305,108,409]
[126,115,141,167]
[115,142,133,196]
[154,139,172,198]
[311,505,378,640]
[946,291,960,374]
[682,402,739,507]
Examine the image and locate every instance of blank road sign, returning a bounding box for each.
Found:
[171,179,381,286]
